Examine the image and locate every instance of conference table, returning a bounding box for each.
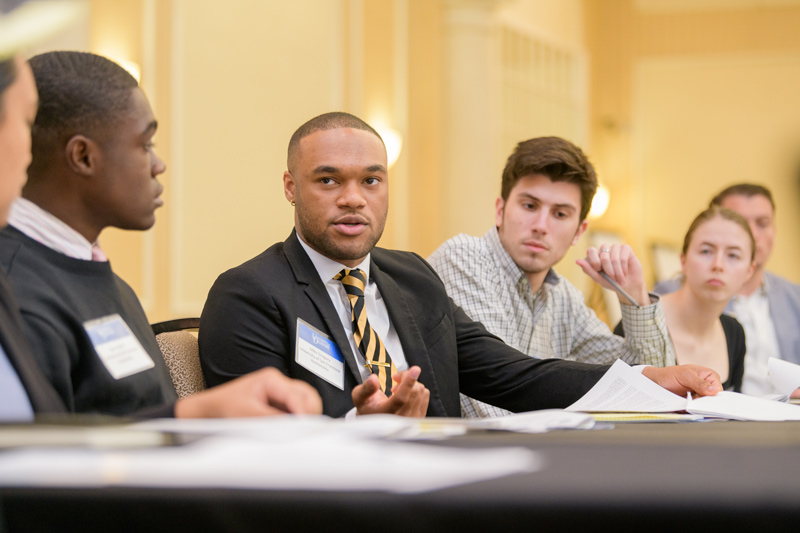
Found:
[1,419,799,532]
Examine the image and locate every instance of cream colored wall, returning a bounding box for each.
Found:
[85,0,800,324]
[168,0,349,317]
[635,54,800,282]
[497,0,584,48]
[496,0,593,295]
[586,0,800,286]
[87,0,592,321]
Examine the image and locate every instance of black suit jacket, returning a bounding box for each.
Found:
[200,231,608,417]
[0,272,66,415]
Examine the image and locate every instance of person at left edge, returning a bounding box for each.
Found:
[0,54,66,421]
[0,51,322,418]
[199,111,723,418]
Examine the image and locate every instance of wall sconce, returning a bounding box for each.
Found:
[589,183,610,220]
[375,127,403,169]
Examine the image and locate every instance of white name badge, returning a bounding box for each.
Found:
[84,314,155,380]
[295,318,345,390]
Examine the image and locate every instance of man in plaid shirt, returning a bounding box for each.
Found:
[428,137,676,418]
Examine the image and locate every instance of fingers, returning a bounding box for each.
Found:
[386,366,430,417]
[237,367,323,415]
[352,368,429,417]
[390,365,420,393]
[581,244,649,305]
[178,367,326,418]
[576,258,604,285]
[643,365,721,398]
[276,379,323,414]
[686,365,722,397]
[351,374,381,409]
[586,244,632,283]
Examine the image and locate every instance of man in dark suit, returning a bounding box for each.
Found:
[199,112,722,418]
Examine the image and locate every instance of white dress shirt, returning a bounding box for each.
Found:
[732,282,782,396]
[297,237,408,382]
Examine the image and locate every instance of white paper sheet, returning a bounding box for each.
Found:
[564,360,800,421]
[768,357,800,397]
[0,417,542,493]
[687,391,800,421]
[565,360,687,413]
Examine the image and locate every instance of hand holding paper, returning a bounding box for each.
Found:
[642,364,722,398]
[567,360,800,421]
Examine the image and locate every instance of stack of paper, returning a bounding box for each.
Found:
[566,359,800,421]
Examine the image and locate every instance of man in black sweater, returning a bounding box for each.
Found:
[0,50,321,419]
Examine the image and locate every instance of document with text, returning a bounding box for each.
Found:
[566,360,800,421]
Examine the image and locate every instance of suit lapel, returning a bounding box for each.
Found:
[370,259,445,413]
[284,232,364,384]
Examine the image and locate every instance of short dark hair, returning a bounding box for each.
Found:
[500,137,597,221]
[0,57,17,122]
[28,51,138,156]
[682,206,755,261]
[710,183,775,212]
[287,112,384,171]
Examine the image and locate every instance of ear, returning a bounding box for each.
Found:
[64,135,99,176]
[571,219,589,246]
[283,170,296,203]
[680,253,687,274]
[494,197,505,228]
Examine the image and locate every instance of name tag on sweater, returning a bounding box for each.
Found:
[295,318,345,390]
[84,314,155,379]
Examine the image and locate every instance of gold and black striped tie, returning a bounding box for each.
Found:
[334,268,397,393]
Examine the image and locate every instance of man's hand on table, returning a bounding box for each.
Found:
[642,365,722,398]
[352,365,430,417]
[174,367,323,418]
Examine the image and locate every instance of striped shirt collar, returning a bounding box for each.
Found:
[8,198,106,261]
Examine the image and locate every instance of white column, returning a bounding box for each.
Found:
[440,0,509,239]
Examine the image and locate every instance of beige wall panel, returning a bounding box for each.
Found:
[497,0,584,47]
[171,0,344,315]
[634,54,800,284]
[406,0,444,257]
[586,0,800,286]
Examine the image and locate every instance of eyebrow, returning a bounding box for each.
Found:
[517,193,576,210]
[312,166,340,174]
[312,164,387,174]
[699,241,743,250]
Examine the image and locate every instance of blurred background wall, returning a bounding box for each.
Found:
[21,0,800,322]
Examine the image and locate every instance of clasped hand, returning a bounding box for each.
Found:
[576,243,650,307]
